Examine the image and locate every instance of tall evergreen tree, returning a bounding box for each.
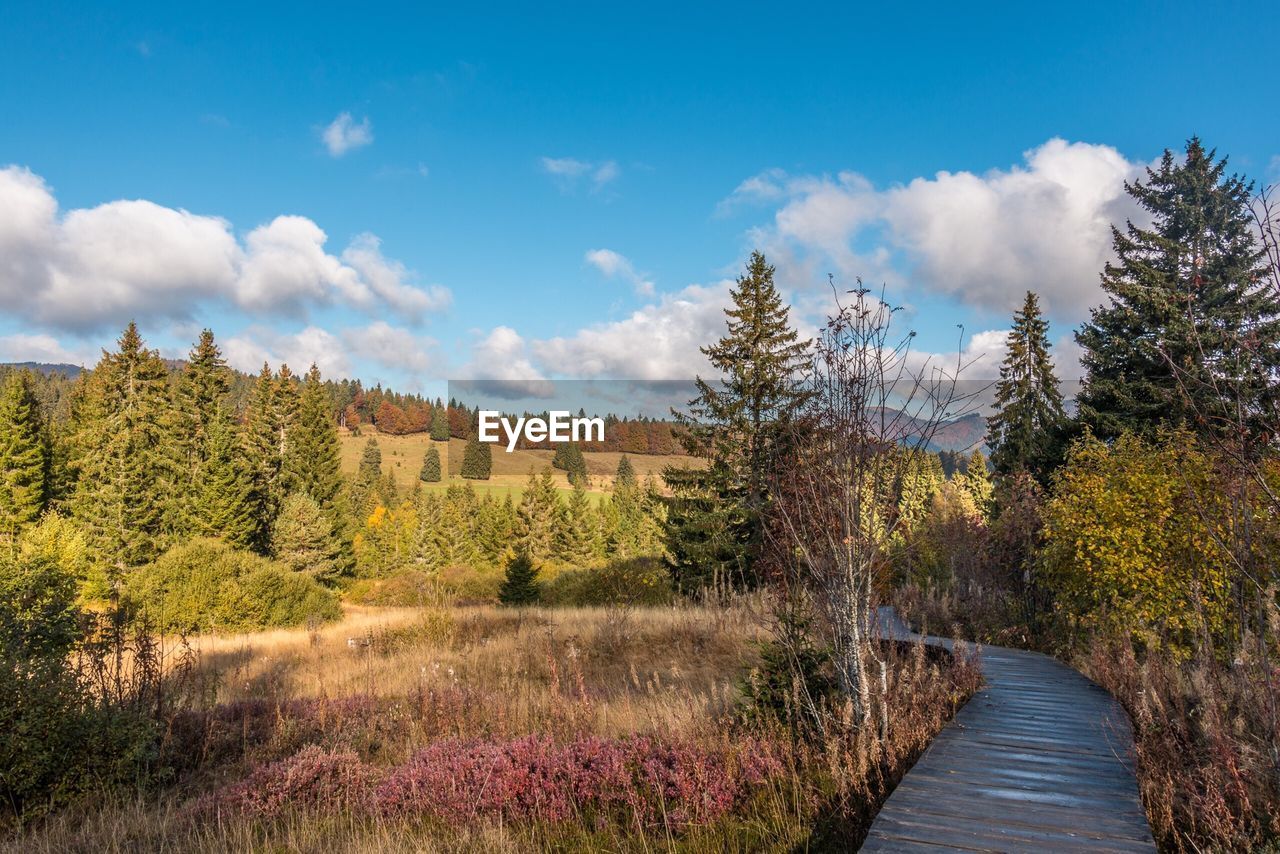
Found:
[459,434,492,480]
[172,330,255,540]
[665,251,809,589]
[271,492,341,583]
[69,323,174,578]
[193,413,258,549]
[614,454,636,488]
[0,372,48,545]
[516,469,560,561]
[429,403,450,441]
[986,292,1067,479]
[357,438,383,486]
[552,442,588,485]
[1076,138,1280,441]
[557,479,600,565]
[243,363,286,552]
[419,444,442,482]
[286,365,343,510]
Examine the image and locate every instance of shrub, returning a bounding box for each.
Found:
[1040,431,1234,652]
[345,569,442,607]
[540,557,674,607]
[127,538,341,633]
[199,745,377,818]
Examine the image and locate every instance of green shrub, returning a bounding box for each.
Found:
[127,538,341,633]
[541,557,675,607]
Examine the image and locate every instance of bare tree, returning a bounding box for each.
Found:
[763,282,979,729]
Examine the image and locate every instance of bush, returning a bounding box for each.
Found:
[127,538,341,633]
[1040,431,1234,653]
[345,569,443,607]
[541,557,674,607]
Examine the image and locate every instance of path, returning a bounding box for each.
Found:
[862,607,1155,852]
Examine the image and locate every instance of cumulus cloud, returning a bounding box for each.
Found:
[342,321,436,375]
[733,139,1150,321]
[321,112,373,157]
[540,156,620,193]
[584,248,655,296]
[459,326,556,399]
[222,326,351,378]
[0,166,449,331]
[530,281,733,379]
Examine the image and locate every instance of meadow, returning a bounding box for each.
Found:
[7,601,978,853]
[338,429,701,499]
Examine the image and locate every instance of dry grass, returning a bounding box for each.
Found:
[7,601,978,852]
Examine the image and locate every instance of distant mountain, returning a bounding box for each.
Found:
[1,361,85,378]
[928,412,988,452]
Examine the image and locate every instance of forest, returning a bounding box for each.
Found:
[1,138,1279,851]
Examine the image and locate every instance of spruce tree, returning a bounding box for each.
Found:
[960,450,994,521]
[419,444,442,482]
[460,434,492,480]
[557,479,600,565]
[986,292,1067,479]
[271,492,341,583]
[498,550,540,606]
[243,363,286,551]
[1076,138,1280,441]
[357,438,383,486]
[614,454,636,488]
[429,403,450,441]
[665,251,809,590]
[516,469,560,561]
[286,365,343,510]
[193,413,258,549]
[0,372,48,544]
[69,323,174,577]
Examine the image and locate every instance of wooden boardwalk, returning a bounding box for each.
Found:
[863,608,1155,852]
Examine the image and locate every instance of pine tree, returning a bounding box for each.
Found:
[665,251,809,590]
[460,434,492,480]
[498,550,540,606]
[357,438,383,486]
[243,363,286,551]
[986,292,1067,479]
[960,451,994,521]
[557,479,600,565]
[552,442,588,485]
[287,365,343,510]
[419,444,442,482]
[516,469,560,561]
[172,330,256,542]
[271,492,342,583]
[193,413,258,549]
[615,454,636,488]
[0,372,48,544]
[429,403,450,441]
[69,323,174,577]
[1076,138,1280,441]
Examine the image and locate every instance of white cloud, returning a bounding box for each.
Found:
[0,332,95,366]
[540,156,620,193]
[222,326,350,378]
[0,166,449,331]
[584,248,655,297]
[342,321,436,375]
[321,112,373,157]
[734,139,1150,321]
[530,281,732,379]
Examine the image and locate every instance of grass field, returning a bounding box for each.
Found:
[339,429,703,499]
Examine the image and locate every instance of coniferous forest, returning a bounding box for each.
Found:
[3,124,1280,850]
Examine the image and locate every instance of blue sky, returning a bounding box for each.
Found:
[2,0,1278,396]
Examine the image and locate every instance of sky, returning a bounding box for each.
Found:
[2,1,1278,399]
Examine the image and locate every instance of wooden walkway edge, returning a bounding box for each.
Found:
[862,607,1155,852]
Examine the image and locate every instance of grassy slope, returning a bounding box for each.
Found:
[339,429,703,501]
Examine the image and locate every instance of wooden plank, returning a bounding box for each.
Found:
[863,607,1155,852]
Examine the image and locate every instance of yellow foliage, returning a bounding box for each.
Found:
[1040,431,1234,651]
